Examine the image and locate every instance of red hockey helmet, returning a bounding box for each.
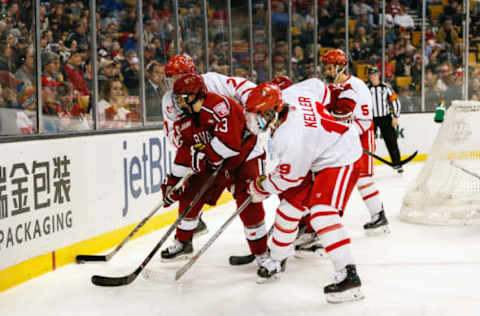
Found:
[321,49,348,83]
[173,73,207,113]
[165,54,196,77]
[245,82,284,134]
[321,49,348,65]
[271,76,293,90]
[245,82,284,115]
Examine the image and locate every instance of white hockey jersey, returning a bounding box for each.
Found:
[343,75,374,135]
[261,81,362,195]
[162,72,256,147]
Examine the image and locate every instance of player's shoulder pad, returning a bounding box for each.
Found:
[202,92,232,120]
[201,71,221,81]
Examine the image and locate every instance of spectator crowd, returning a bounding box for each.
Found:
[0,0,479,135]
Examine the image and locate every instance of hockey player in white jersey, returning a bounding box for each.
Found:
[244,81,364,303]
[322,49,390,235]
[162,54,256,148]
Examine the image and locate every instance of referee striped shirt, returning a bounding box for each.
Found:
[367,82,402,118]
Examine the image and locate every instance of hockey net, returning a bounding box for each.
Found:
[400,100,480,225]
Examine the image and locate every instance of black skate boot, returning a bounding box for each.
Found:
[363,210,390,236]
[294,224,326,258]
[324,265,364,303]
[256,257,287,284]
[160,238,193,261]
[193,216,208,238]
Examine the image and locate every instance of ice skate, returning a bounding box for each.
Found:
[256,258,287,284]
[160,238,193,261]
[193,216,208,238]
[255,250,270,267]
[294,225,327,258]
[324,265,364,303]
[363,210,390,236]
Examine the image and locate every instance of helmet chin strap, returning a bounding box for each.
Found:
[334,64,347,83]
[164,76,173,90]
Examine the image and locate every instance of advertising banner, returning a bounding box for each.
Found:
[0,130,175,270]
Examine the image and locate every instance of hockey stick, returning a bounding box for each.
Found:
[91,167,222,287]
[363,149,418,168]
[228,223,274,266]
[450,161,480,180]
[175,196,253,281]
[76,170,195,263]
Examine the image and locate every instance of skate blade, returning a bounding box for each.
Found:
[160,253,193,263]
[365,225,391,237]
[256,273,282,284]
[294,248,327,259]
[325,287,364,304]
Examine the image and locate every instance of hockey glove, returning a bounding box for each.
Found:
[327,83,356,122]
[191,143,207,173]
[161,175,185,207]
[191,143,224,172]
[248,175,270,203]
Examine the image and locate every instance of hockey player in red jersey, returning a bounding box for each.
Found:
[322,49,390,235]
[161,54,258,240]
[245,82,364,303]
[160,73,269,263]
[162,54,256,148]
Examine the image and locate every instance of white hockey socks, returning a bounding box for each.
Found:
[270,200,303,261]
[310,205,354,271]
[357,176,383,217]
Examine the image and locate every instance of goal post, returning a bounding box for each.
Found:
[400,100,480,225]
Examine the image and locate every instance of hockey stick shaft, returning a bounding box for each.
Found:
[450,161,480,180]
[175,196,253,281]
[77,171,194,263]
[363,149,418,168]
[91,168,219,286]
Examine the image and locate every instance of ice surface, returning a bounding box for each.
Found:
[2,162,480,316]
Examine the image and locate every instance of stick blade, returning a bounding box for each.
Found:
[91,274,134,287]
[229,254,256,265]
[174,264,190,281]
[400,151,418,166]
[76,255,108,263]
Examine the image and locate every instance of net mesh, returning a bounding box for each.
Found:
[400,100,480,225]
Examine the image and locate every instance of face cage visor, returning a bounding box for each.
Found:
[246,110,277,135]
[173,93,193,114]
[321,63,347,83]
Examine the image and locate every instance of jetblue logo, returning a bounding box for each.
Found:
[121,137,172,216]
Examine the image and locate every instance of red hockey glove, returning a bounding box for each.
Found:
[327,83,356,122]
[161,175,185,207]
[248,175,270,203]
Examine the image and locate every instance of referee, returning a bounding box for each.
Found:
[367,66,403,173]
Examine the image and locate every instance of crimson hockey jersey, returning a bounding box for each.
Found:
[170,91,263,178]
[163,72,256,148]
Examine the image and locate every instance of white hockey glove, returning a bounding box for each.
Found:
[248,176,270,203]
[191,143,207,173]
